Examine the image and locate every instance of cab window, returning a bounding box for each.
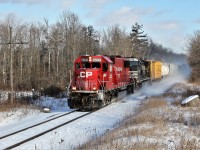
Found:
[92,62,101,68]
[102,63,108,72]
[82,62,90,68]
[75,63,80,69]
[130,61,138,71]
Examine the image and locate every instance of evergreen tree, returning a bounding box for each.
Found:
[130,22,148,58]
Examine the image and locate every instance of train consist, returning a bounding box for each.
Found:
[68,55,174,110]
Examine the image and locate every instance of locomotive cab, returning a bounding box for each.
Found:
[71,55,112,91]
[125,58,142,83]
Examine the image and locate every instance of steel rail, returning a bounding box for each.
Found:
[0,110,77,140]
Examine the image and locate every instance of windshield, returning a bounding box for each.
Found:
[82,62,90,68]
[92,62,101,68]
[130,61,138,71]
[81,62,101,69]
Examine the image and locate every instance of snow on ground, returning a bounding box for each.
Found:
[34,97,71,112]
[136,73,188,97]
[0,94,143,150]
[168,82,200,94]
[181,95,199,104]
[0,97,70,128]
[0,71,197,149]
[80,82,200,150]
[18,96,143,150]
[0,108,40,128]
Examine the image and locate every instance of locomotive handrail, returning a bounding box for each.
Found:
[98,79,105,89]
[67,79,73,96]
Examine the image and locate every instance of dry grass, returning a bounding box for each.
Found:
[0,99,40,123]
[0,100,34,112]
[170,97,183,106]
[178,136,199,150]
[165,83,200,108]
[78,97,169,150]
[121,97,167,126]
[193,81,200,86]
[139,97,168,112]
[183,88,200,98]
[79,93,200,150]
[0,101,22,112]
[167,83,200,98]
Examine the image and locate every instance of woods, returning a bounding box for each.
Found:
[187,30,200,82]
[0,11,186,91]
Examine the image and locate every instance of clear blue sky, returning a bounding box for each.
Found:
[0,0,199,54]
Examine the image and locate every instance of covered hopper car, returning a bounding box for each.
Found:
[68,55,173,110]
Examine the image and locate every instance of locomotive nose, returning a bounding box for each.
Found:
[75,69,100,91]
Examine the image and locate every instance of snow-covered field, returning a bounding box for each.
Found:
[0,72,199,149]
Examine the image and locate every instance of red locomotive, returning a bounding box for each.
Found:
[68,55,152,110]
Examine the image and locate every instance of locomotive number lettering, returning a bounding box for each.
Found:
[92,58,101,62]
[81,58,89,62]
[116,67,122,71]
[80,72,92,78]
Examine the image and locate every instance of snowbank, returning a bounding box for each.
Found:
[181,95,199,104]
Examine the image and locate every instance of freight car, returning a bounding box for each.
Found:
[67,55,172,110]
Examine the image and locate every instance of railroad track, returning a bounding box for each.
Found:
[0,110,77,140]
[0,110,94,150]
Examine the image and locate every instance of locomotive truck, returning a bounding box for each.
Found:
[68,55,170,110]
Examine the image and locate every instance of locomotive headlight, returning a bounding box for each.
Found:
[93,87,96,91]
[72,86,76,90]
[89,56,92,62]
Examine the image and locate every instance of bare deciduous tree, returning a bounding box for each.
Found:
[187,30,200,82]
[101,25,130,56]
